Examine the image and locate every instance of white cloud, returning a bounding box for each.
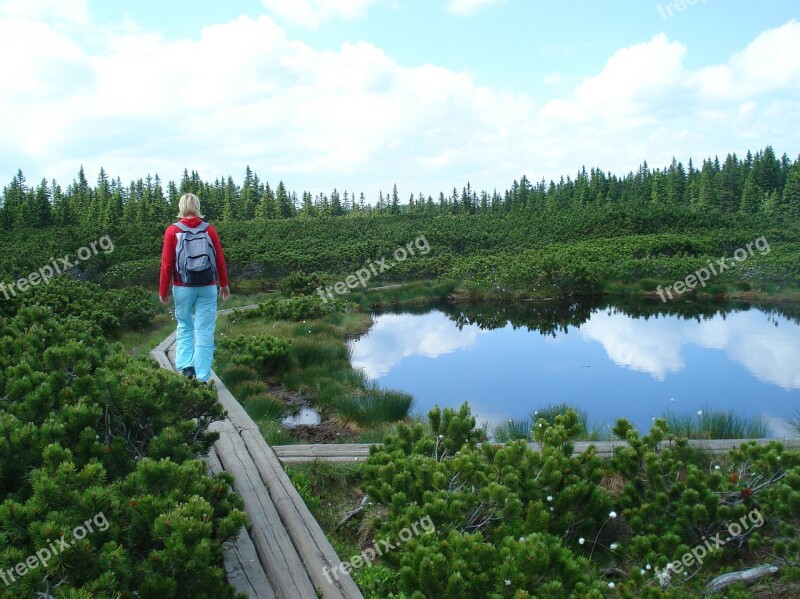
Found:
[541,33,688,127]
[446,0,503,17]
[261,0,385,28]
[581,311,800,390]
[689,20,800,101]
[0,6,798,200]
[0,0,88,24]
[543,73,566,87]
[350,312,482,378]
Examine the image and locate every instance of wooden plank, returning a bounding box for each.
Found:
[209,370,259,433]
[167,346,177,369]
[242,430,364,599]
[214,421,319,599]
[148,348,176,373]
[279,456,368,465]
[273,438,800,464]
[207,446,276,599]
[275,444,374,457]
[153,330,177,353]
[218,303,261,316]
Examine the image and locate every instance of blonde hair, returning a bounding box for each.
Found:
[177,193,204,218]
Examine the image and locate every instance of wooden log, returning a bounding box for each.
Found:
[213,421,318,599]
[207,447,276,599]
[241,430,364,599]
[208,370,259,433]
[705,564,779,594]
[273,438,800,465]
[153,330,177,353]
[218,303,261,316]
[148,349,176,373]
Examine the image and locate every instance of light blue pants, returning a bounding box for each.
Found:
[173,285,218,383]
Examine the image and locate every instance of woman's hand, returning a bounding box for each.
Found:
[219,285,231,301]
[159,295,170,305]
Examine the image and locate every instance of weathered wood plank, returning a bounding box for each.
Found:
[148,348,176,373]
[214,421,319,599]
[153,330,177,353]
[242,430,364,599]
[706,564,779,594]
[208,371,259,433]
[207,446,276,599]
[273,438,800,464]
[275,444,374,456]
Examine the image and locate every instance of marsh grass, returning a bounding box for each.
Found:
[291,321,340,339]
[116,311,175,356]
[218,365,261,389]
[494,406,611,443]
[664,406,768,439]
[233,380,271,402]
[493,418,533,442]
[245,393,286,421]
[333,386,414,427]
[218,302,411,435]
[291,337,351,368]
[259,420,296,446]
[788,411,800,437]
[348,280,457,309]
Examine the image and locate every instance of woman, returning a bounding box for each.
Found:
[159,193,230,383]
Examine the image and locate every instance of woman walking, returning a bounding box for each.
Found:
[159,193,230,383]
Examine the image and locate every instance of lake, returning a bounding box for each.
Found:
[349,299,800,437]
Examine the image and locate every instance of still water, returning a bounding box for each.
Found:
[349,300,800,436]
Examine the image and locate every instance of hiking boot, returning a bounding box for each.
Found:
[182,366,196,379]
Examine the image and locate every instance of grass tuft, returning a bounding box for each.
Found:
[333,386,414,427]
[493,418,532,442]
[232,380,271,403]
[663,406,768,439]
[218,365,261,388]
[259,420,296,446]
[291,337,351,368]
[244,393,286,421]
[788,411,800,438]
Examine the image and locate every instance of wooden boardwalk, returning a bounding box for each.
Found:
[273,438,800,465]
[150,331,363,599]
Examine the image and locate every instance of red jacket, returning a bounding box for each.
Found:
[159,216,229,298]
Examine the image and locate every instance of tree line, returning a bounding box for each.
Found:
[2,146,799,231]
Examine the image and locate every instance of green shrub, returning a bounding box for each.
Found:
[232,295,346,323]
[218,334,293,376]
[286,468,322,512]
[278,271,324,297]
[0,301,245,598]
[362,404,608,598]
[533,403,589,438]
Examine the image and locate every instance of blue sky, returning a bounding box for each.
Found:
[1,0,798,199]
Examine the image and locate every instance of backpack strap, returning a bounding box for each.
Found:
[174,221,210,234]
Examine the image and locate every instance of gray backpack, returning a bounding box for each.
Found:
[174,221,217,286]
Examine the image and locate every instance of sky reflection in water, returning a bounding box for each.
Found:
[349,303,800,436]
